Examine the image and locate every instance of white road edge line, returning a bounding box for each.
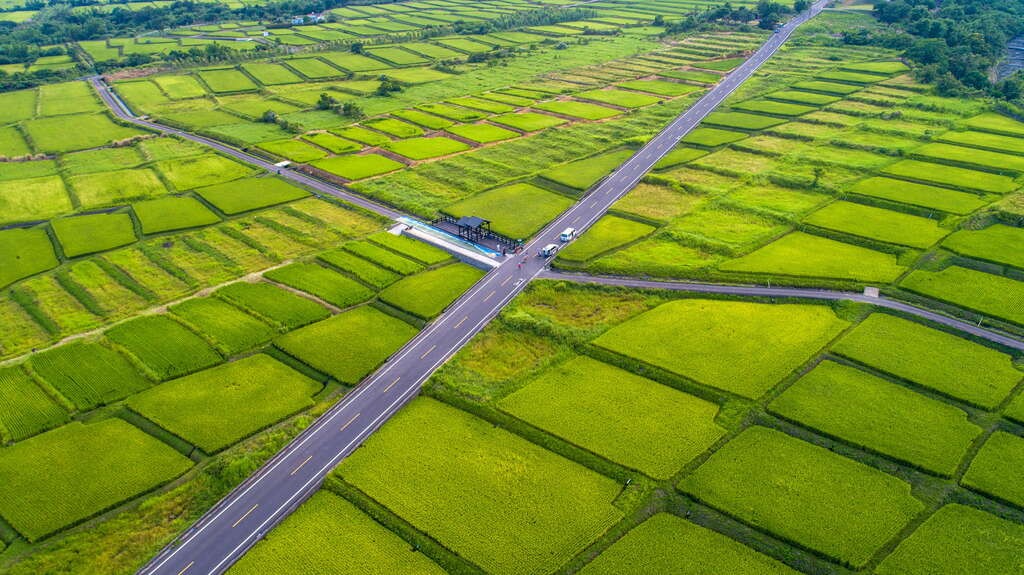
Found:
[212,259,542,574]
[140,4,831,572]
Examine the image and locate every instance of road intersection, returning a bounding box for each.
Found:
[540,271,1024,352]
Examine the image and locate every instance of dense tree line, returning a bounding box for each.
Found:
[0,38,79,90]
[850,0,1024,98]
[413,6,597,38]
[0,1,597,65]
[0,0,351,66]
[0,60,79,90]
[663,0,796,35]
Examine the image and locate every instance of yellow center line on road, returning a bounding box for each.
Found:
[420,345,436,360]
[340,413,360,432]
[590,201,599,207]
[572,216,580,224]
[384,376,401,392]
[290,455,313,476]
[483,290,496,302]
[232,505,258,528]
[454,316,468,329]
[176,562,194,575]
[500,276,512,287]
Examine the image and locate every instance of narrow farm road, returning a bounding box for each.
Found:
[132,3,849,574]
[540,271,1024,352]
[88,76,404,220]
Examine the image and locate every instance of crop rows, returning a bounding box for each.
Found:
[128,355,320,453]
[0,419,193,541]
[404,280,1024,575]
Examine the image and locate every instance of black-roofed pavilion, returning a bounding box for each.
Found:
[453,216,491,243]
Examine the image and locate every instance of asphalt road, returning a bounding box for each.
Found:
[132,3,849,573]
[88,76,404,221]
[541,271,1024,352]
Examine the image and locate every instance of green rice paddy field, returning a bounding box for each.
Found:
[578,513,799,575]
[264,262,375,308]
[875,505,1024,575]
[0,419,193,541]
[769,360,980,476]
[128,355,320,453]
[0,103,426,556]
[680,426,923,568]
[446,183,574,239]
[499,355,725,479]
[334,397,625,575]
[593,299,849,399]
[378,262,484,319]
[227,491,446,575]
[275,306,418,384]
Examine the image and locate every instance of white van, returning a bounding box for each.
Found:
[559,227,576,242]
[538,243,559,258]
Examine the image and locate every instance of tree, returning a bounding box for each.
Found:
[260,110,277,123]
[935,73,965,96]
[755,0,784,29]
[733,6,755,22]
[907,5,929,21]
[317,92,337,110]
[341,102,364,118]
[652,14,664,26]
[794,0,809,12]
[875,0,911,23]
[375,75,401,96]
[758,12,779,29]
[350,42,364,54]
[995,75,1023,100]
[961,69,989,90]
[864,0,1024,100]
[812,167,825,188]
[123,53,152,66]
[905,38,948,65]
[842,28,871,45]
[276,118,302,134]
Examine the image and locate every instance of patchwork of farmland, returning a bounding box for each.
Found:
[93,22,761,231]
[0,75,423,360]
[517,31,1024,343]
[405,279,1024,575]
[3,4,1024,575]
[82,0,732,65]
[0,145,486,564]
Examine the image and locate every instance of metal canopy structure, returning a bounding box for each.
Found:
[452,215,491,243]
